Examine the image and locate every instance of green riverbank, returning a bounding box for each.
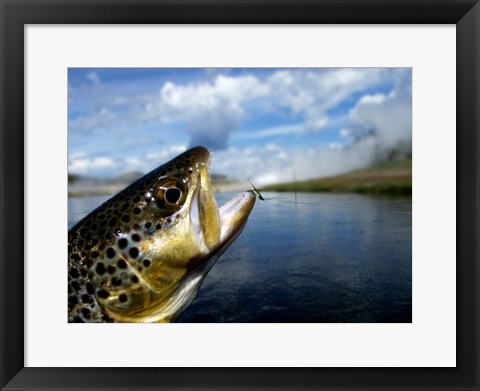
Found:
[262,159,412,196]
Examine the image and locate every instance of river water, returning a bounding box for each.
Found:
[68,192,412,323]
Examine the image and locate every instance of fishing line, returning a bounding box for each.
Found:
[245,181,411,215]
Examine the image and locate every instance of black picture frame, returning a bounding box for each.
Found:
[1,1,478,390]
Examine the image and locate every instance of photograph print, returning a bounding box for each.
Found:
[67,68,412,323]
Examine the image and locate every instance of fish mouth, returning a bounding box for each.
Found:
[190,165,256,256]
[217,191,256,249]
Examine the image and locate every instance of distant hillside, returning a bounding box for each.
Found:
[112,171,145,183]
[262,159,412,196]
[68,171,144,197]
[68,171,240,197]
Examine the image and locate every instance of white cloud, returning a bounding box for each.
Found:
[68,107,118,133]
[265,68,394,132]
[91,157,115,169]
[143,75,270,150]
[340,128,351,139]
[68,158,89,174]
[125,157,143,169]
[86,71,100,85]
[209,141,378,186]
[344,70,412,161]
[144,145,187,162]
[235,123,305,140]
[266,143,278,151]
[68,155,116,176]
[69,150,87,159]
[329,143,343,150]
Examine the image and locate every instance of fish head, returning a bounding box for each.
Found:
[85,146,255,322]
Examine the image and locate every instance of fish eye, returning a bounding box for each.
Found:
[155,180,186,211]
[165,187,182,205]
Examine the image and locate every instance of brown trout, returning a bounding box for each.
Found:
[68,146,256,322]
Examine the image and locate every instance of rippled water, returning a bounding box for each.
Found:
[69,192,412,323]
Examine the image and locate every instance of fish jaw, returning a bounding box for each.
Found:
[218,191,256,247]
[198,164,221,248]
[191,164,257,253]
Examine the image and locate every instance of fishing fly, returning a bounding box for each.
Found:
[248,181,265,201]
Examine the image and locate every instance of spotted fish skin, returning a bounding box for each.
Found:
[68,146,256,323]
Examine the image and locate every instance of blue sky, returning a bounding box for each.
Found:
[68,68,412,184]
